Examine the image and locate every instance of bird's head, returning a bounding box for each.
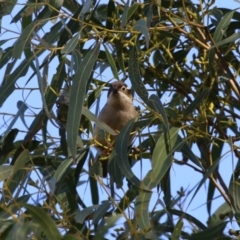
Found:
[107,81,134,108]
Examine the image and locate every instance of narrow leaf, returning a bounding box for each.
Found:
[115,119,149,190]
[103,45,119,80]
[0,166,13,182]
[135,191,152,233]
[121,0,129,28]
[61,33,79,54]
[106,0,115,30]
[133,19,149,48]
[67,42,100,158]
[129,46,149,103]
[183,88,210,116]
[213,10,235,43]
[127,3,140,22]
[93,201,111,224]
[143,128,179,189]
[211,32,240,49]
[13,21,39,59]
[187,157,222,209]
[0,56,34,107]
[54,158,73,184]
[188,222,227,240]
[149,94,169,132]
[22,204,61,240]
[172,219,183,240]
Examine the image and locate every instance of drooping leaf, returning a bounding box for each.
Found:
[143,128,179,189]
[183,88,210,116]
[92,201,111,224]
[133,19,149,48]
[22,204,62,240]
[172,219,183,240]
[129,46,149,103]
[135,191,153,235]
[211,32,240,49]
[115,119,149,190]
[0,166,13,182]
[0,57,34,107]
[106,0,115,30]
[188,222,227,240]
[121,0,130,28]
[67,42,100,158]
[103,45,119,80]
[61,33,80,54]
[148,94,169,132]
[13,21,40,59]
[213,10,235,43]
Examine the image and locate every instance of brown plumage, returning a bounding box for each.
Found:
[93,81,138,177]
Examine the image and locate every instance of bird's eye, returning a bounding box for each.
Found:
[122,87,126,91]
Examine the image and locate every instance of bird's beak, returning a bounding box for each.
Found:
[112,88,118,94]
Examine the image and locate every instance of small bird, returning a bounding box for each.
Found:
[93,81,138,177]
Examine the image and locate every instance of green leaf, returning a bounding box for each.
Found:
[129,46,149,103]
[166,208,207,230]
[116,186,139,213]
[54,158,73,184]
[108,151,123,187]
[177,135,202,168]
[0,0,17,16]
[213,10,235,43]
[149,94,169,132]
[0,47,14,69]
[103,45,119,80]
[11,149,30,176]
[57,6,82,48]
[17,101,29,130]
[121,0,129,28]
[67,42,100,158]
[188,222,227,240]
[135,191,153,234]
[0,128,19,157]
[13,21,39,59]
[22,204,61,240]
[146,7,153,28]
[62,235,79,240]
[0,195,31,219]
[94,214,121,239]
[116,40,125,73]
[0,166,13,182]
[211,32,240,49]
[106,0,115,30]
[90,173,99,205]
[143,128,179,189]
[93,201,111,224]
[0,57,34,107]
[208,202,231,228]
[187,156,223,209]
[172,219,183,240]
[1,101,28,138]
[74,206,96,224]
[133,19,149,48]
[81,0,92,15]
[61,33,79,54]
[127,3,140,22]
[183,88,210,116]
[115,119,149,190]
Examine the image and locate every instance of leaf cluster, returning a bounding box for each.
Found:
[1,0,240,239]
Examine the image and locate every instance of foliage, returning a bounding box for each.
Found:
[0,0,240,239]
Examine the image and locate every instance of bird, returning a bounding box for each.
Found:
[93,81,138,177]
